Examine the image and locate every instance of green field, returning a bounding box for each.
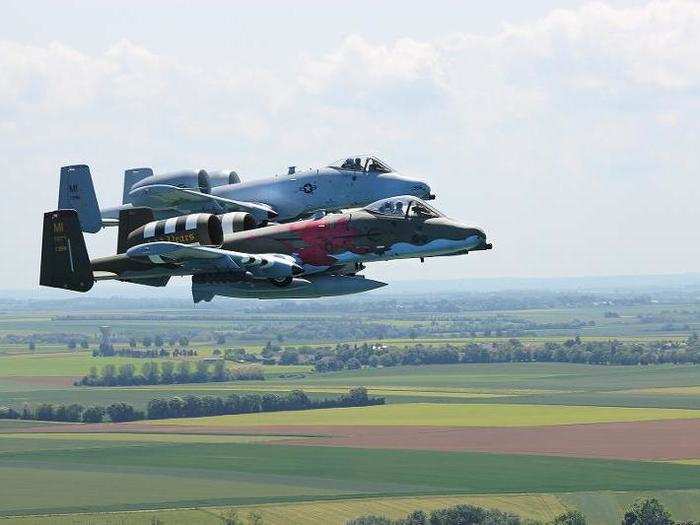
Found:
[3,437,700,516]
[147,402,700,428]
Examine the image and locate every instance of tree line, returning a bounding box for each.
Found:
[95,348,198,358]
[75,361,264,386]
[0,387,384,424]
[301,334,700,372]
[347,497,696,525]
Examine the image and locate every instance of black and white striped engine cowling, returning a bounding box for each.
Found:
[218,212,258,236]
[127,213,224,248]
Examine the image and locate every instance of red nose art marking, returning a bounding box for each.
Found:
[281,217,364,266]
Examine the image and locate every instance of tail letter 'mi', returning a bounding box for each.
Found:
[39,210,93,292]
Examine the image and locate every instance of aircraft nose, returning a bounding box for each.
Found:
[469,227,487,241]
[410,181,433,199]
[385,174,433,199]
[464,227,492,251]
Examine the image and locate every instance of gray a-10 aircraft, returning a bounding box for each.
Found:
[41,193,491,300]
[64,156,434,233]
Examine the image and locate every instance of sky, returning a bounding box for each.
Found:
[1,0,698,292]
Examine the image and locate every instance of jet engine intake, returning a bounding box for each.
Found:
[207,169,241,187]
[126,213,223,249]
[218,212,258,235]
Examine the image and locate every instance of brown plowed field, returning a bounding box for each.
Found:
[7,376,77,387]
[22,418,700,460]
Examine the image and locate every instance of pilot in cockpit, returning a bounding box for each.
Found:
[354,158,363,170]
[378,201,395,214]
[341,158,354,169]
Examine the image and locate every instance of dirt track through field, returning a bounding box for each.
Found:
[22,418,700,460]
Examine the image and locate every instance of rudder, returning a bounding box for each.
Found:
[123,168,153,204]
[58,165,102,233]
[117,207,155,254]
[40,210,94,292]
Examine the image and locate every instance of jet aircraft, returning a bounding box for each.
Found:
[41,193,491,300]
[64,156,434,232]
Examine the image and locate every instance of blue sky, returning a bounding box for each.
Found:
[1,0,698,290]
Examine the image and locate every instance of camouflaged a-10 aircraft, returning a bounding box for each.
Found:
[40,158,491,300]
[79,156,434,230]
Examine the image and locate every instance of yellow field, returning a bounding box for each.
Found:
[143,403,700,428]
[214,493,569,524]
[613,386,700,396]
[665,459,700,466]
[118,383,560,399]
[0,494,568,525]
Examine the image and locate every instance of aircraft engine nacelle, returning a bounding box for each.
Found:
[127,213,223,249]
[133,169,211,193]
[207,169,241,187]
[129,169,240,196]
[218,212,258,235]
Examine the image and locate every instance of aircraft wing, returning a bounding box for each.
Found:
[127,184,277,222]
[125,242,301,280]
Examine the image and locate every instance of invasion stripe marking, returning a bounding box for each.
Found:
[164,217,178,234]
[185,214,200,230]
[222,213,235,234]
[143,222,157,238]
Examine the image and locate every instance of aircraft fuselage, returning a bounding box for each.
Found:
[222,206,487,273]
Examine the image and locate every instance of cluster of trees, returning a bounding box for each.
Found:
[94,334,195,357]
[0,402,133,423]
[304,335,700,372]
[94,348,197,358]
[75,361,264,387]
[347,504,586,525]
[0,387,383,424]
[225,347,264,363]
[206,317,601,346]
[146,387,382,419]
[347,497,697,525]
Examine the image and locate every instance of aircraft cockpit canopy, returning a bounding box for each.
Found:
[329,156,393,173]
[364,196,442,219]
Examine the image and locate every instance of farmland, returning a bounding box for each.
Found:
[2,289,700,523]
[142,403,700,427]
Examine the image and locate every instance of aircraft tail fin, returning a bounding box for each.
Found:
[117,207,155,254]
[40,210,94,292]
[123,168,153,204]
[58,165,102,233]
